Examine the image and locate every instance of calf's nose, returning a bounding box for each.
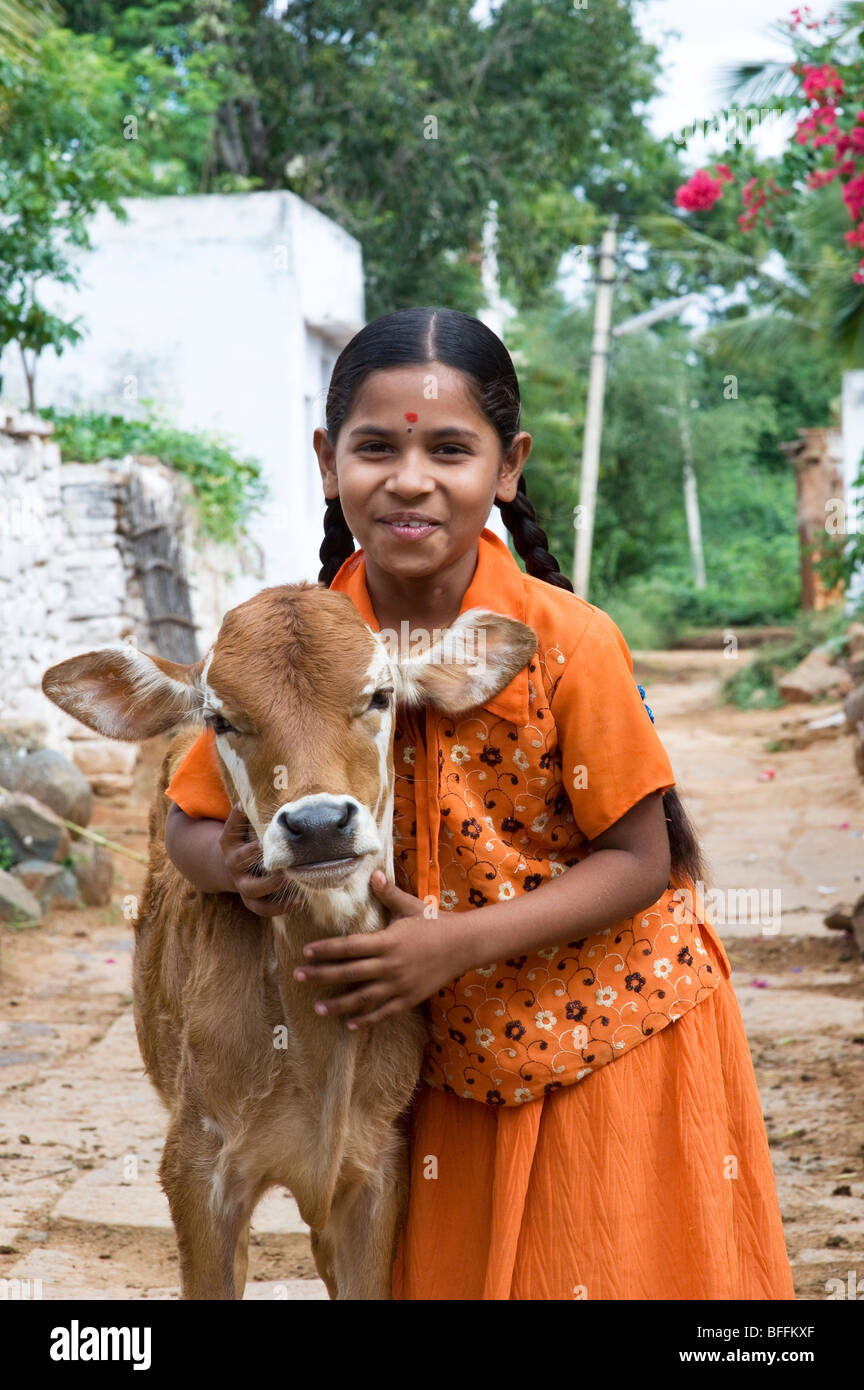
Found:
[277,800,358,863]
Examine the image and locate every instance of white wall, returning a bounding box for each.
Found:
[0,192,366,604]
[0,188,512,604]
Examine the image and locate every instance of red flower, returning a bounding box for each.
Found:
[675,168,728,211]
[801,63,844,100]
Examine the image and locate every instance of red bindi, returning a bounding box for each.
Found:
[404,412,418,422]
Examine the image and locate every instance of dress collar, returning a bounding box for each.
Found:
[329,527,532,725]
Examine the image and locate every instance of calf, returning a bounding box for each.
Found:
[42,583,537,1300]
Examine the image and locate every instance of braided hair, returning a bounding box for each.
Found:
[316,306,705,888]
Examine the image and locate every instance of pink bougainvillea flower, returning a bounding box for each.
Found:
[843,173,864,222]
[801,63,844,100]
[675,168,729,211]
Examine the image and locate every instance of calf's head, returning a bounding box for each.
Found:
[42,584,536,902]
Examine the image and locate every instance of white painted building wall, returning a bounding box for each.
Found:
[0,189,510,612]
[0,192,364,605]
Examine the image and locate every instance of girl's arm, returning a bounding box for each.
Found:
[164,802,299,917]
[292,791,675,1028]
[451,789,672,976]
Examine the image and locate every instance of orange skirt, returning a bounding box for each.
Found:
[391,933,795,1300]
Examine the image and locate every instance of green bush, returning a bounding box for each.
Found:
[41,404,267,544]
[600,571,686,651]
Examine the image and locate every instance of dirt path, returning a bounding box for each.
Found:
[1,650,862,1300]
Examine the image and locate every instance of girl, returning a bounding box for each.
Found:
[164,306,795,1301]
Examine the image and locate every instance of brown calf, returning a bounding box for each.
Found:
[42,583,537,1300]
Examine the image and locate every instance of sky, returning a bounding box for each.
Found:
[553,0,816,305]
[638,0,806,160]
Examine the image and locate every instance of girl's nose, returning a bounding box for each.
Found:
[384,449,436,493]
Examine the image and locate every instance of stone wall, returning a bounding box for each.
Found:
[0,408,247,792]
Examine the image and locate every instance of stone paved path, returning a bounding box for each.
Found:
[1,648,861,1300]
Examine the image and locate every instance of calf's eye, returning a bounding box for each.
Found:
[207,713,238,735]
[367,687,393,712]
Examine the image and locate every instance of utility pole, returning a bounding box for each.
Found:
[676,373,706,589]
[574,217,617,599]
[478,198,516,547]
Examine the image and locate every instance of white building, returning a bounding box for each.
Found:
[1,191,362,601]
[0,189,509,608]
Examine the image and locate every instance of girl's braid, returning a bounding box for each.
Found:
[318,495,355,586]
[497,474,573,592]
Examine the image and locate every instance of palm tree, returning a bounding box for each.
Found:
[715,2,864,110]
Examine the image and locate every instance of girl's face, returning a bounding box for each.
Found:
[314,363,530,582]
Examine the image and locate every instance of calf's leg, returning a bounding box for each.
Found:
[323,1149,409,1301]
[309,1227,339,1300]
[160,1113,258,1301]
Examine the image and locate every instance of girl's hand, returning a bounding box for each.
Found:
[219,804,302,918]
[294,870,468,1028]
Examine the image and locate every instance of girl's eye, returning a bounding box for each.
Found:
[356,442,468,457]
[206,712,238,735]
[367,687,393,712]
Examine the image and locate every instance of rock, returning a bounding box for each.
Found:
[44,867,80,910]
[0,868,42,925]
[847,684,864,781]
[73,844,113,906]
[853,894,864,958]
[0,790,71,864]
[0,721,49,754]
[10,860,80,910]
[0,745,26,793]
[2,408,54,438]
[845,683,864,735]
[0,748,93,829]
[846,622,864,662]
[824,903,854,932]
[69,740,138,795]
[776,708,847,750]
[779,648,854,703]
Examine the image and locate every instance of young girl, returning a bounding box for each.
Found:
[163,306,795,1301]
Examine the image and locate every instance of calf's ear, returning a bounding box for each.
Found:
[42,647,205,741]
[397,609,537,715]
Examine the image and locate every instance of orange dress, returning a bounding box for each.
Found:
[166,529,795,1301]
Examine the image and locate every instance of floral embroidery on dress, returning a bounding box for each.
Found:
[391,645,725,1106]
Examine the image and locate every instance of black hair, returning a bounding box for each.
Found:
[316,306,705,890]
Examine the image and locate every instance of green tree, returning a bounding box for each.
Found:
[57,0,686,318]
[510,295,811,636]
[0,25,151,407]
[0,0,58,59]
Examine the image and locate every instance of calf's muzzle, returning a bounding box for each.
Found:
[277,796,361,865]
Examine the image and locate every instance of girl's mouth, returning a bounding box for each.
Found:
[377,519,441,540]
